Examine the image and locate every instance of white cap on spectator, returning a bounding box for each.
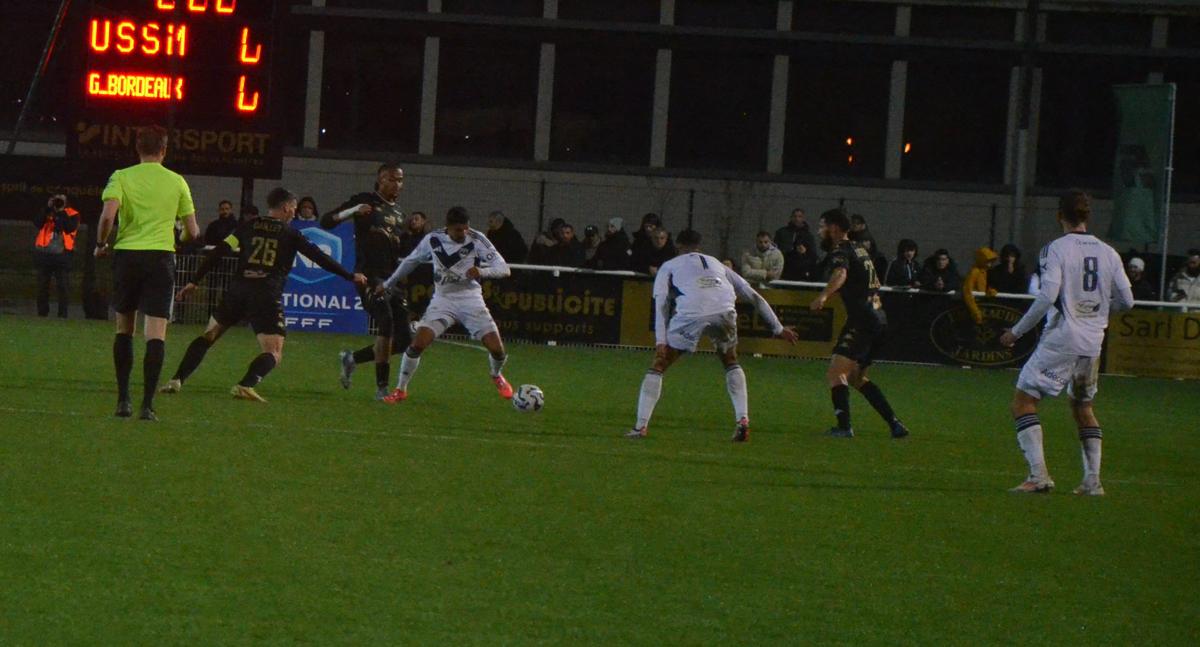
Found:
[609,217,624,230]
[1128,257,1145,271]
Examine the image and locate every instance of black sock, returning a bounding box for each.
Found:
[174,337,211,382]
[352,344,375,364]
[238,353,277,387]
[857,381,897,425]
[142,339,165,410]
[831,384,851,430]
[375,362,389,388]
[113,333,133,402]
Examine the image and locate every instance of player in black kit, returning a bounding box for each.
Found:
[809,208,909,439]
[322,163,413,400]
[160,187,367,401]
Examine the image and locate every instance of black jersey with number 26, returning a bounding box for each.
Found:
[222,217,354,292]
[827,240,883,328]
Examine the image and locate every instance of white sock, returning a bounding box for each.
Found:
[488,353,507,378]
[1015,414,1047,479]
[725,364,748,422]
[635,370,663,430]
[1079,427,1102,479]
[397,350,421,390]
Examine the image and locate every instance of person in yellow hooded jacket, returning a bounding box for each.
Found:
[963,246,999,324]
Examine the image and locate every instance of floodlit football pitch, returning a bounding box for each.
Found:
[2,316,1196,645]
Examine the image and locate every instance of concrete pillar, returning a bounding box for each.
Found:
[766,1,793,174]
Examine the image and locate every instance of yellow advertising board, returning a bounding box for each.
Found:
[1105,309,1200,380]
[619,281,846,358]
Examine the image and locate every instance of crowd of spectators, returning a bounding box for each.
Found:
[181,197,1200,310]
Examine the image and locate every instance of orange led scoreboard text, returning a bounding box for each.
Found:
[84,0,274,118]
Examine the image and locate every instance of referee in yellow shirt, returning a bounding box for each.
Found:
[95,125,199,420]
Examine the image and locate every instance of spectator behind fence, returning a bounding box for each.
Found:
[486,210,528,263]
[782,229,818,281]
[398,211,430,257]
[918,248,961,293]
[630,212,663,261]
[631,227,675,275]
[988,244,1027,294]
[296,196,319,222]
[527,217,566,265]
[849,214,879,258]
[774,207,815,256]
[963,247,999,324]
[32,193,80,318]
[884,239,921,288]
[541,223,586,268]
[741,231,784,283]
[1168,249,1200,308]
[239,204,259,226]
[203,199,237,246]
[1125,257,1157,301]
[582,225,601,264]
[589,217,631,271]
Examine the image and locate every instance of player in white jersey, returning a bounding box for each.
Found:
[999,191,1134,496]
[377,206,515,403]
[626,229,799,441]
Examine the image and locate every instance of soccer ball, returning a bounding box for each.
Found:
[512,384,544,412]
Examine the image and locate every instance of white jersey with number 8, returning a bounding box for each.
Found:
[1011,232,1133,357]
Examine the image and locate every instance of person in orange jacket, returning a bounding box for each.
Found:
[963,246,999,324]
[33,194,80,318]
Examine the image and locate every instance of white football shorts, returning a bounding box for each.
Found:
[1015,345,1099,401]
[417,294,499,340]
[666,310,738,354]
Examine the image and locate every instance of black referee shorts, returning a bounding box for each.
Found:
[112,250,175,319]
[214,281,287,336]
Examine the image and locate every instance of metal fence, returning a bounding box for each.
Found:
[172,253,239,325]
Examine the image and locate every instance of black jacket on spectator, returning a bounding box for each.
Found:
[204,216,238,247]
[988,244,1028,294]
[630,241,676,274]
[540,240,586,268]
[782,244,818,281]
[487,217,528,263]
[885,258,922,288]
[1131,277,1158,301]
[590,229,631,271]
[629,228,660,263]
[918,257,962,293]
[774,222,815,258]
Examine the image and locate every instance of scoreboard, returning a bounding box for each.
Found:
[70,0,282,178]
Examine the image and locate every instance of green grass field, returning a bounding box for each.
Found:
[1,316,1197,645]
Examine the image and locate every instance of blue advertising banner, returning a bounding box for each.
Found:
[282,221,367,333]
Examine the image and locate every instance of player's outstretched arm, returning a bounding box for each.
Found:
[473,232,511,279]
[320,196,371,230]
[1110,250,1135,312]
[1002,246,1063,346]
[180,240,233,300]
[809,267,847,312]
[296,235,361,284]
[725,266,793,341]
[383,235,432,290]
[652,266,673,346]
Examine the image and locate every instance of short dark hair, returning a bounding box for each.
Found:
[1187,248,1200,258]
[298,196,318,211]
[135,125,168,156]
[218,199,233,208]
[676,229,702,247]
[756,230,772,239]
[377,162,401,176]
[267,187,298,209]
[446,206,470,226]
[820,207,851,232]
[850,214,867,226]
[897,239,918,256]
[1059,190,1091,226]
[641,212,661,227]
